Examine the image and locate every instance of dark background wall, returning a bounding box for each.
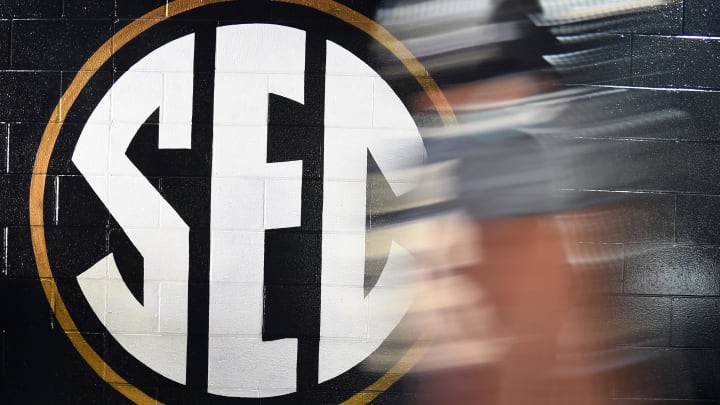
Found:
[1,0,720,403]
[560,2,720,403]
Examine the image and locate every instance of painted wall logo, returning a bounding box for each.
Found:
[30,0,453,403]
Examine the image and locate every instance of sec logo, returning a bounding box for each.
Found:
[30,0,454,403]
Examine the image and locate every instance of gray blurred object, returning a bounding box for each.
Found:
[375,0,555,83]
[372,0,687,221]
[367,3,689,403]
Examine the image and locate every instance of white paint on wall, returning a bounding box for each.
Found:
[71,24,423,397]
[208,24,305,395]
[319,40,424,383]
[73,33,195,385]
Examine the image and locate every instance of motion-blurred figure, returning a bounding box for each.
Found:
[370,0,680,404]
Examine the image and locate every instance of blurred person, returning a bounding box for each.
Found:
[370,0,676,404]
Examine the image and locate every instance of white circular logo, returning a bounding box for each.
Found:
[32,3,452,403]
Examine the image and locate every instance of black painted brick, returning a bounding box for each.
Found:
[7,123,44,174]
[677,195,720,244]
[628,141,720,194]
[158,177,210,227]
[623,193,675,242]
[51,384,108,405]
[625,140,696,193]
[1,227,6,277]
[681,142,720,195]
[11,20,114,71]
[624,245,720,296]
[672,298,720,348]
[264,231,322,285]
[6,226,39,279]
[609,296,671,347]
[0,329,4,375]
[0,0,63,18]
[1,330,58,403]
[263,285,321,338]
[613,3,684,35]
[0,20,8,69]
[0,174,30,226]
[0,72,61,122]
[669,91,720,141]
[44,227,108,281]
[51,333,106,382]
[1,279,54,331]
[61,71,113,125]
[685,0,720,35]
[612,348,720,400]
[46,122,90,175]
[0,123,7,174]
[2,330,107,402]
[56,175,109,227]
[633,35,720,89]
[51,283,110,335]
[62,0,115,19]
[110,19,205,72]
[115,0,167,19]
[108,229,143,282]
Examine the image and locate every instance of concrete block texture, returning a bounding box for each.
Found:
[633,35,720,89]
[1,0,720,404]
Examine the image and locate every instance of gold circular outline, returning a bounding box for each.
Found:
[29,0,456,404]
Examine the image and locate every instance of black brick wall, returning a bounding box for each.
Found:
[563,2,720,403]
[0,1,720,404]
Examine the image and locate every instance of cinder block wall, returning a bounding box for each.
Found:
[562,1,720,402]
[1,0,720,403]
